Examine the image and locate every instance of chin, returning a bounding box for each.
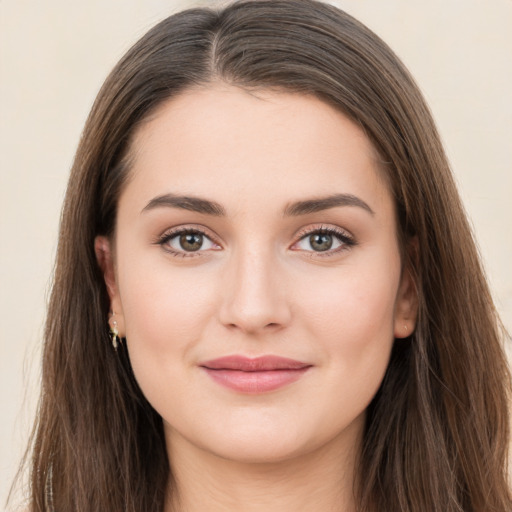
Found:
[167,410,363,468]
[205,433,314,465]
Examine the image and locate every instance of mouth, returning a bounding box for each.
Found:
[199,355,312,393]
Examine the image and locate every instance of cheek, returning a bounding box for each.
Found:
[116,251,219,367]
[116,259,222,421]
[293,253,401,415]
[293,264,399,424]
[298,263,399,345]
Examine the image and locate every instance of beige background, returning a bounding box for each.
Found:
[1,0,511,507]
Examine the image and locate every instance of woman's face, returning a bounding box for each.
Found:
[97,84,416,464]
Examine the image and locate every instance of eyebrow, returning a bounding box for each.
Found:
[141,192,374,217]
[142,193,226,216]
[283,193,374,216]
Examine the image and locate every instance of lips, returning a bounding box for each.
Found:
[199,355,312,393]
[201,355,311,371]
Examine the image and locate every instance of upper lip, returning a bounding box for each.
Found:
[200,355,311,371]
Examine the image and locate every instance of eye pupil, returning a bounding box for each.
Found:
[310,233,333,251]
[180,233,203,251]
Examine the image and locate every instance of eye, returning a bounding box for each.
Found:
[291,226,355,255]
[157,228,220,256]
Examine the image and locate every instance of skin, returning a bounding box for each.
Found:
[96,84,417,511]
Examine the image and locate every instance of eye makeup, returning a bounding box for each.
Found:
[154,223,356,259]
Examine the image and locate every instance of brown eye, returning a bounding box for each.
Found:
[179,233,203,251]
[292,227,354,255]
[309,233,333,252]
[161,229,219,255]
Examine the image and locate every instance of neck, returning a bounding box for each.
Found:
[164,424,361,512]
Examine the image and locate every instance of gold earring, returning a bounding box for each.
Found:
[109,313,120,350]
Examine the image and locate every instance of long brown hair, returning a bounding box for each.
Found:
[18,0,511,510]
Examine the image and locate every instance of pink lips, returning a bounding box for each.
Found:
[200,355,312,393]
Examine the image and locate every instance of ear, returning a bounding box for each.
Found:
[94,235,125,337]
[393,239,419,339]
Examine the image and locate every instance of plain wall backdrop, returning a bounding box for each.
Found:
[1,0,511,507]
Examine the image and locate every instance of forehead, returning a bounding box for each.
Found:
[122,84,393,218]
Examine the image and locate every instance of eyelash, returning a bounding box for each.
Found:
[293,225,356,257]
[155,226,216,258]
[155,225,356,258]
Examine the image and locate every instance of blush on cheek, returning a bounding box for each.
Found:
[307,275,396,334]
[298,278,397,394]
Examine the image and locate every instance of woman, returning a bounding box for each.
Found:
[18,0,511,510]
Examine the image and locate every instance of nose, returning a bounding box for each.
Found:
[218,246,292,335]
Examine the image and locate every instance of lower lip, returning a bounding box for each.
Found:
[201,367,311,393]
